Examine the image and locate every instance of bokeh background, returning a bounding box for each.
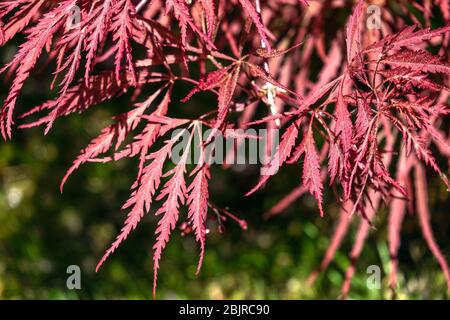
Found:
[0,2,449,300]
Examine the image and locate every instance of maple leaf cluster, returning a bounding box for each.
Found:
[1,0,450,297]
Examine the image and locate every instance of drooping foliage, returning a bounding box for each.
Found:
[1,0,450,297]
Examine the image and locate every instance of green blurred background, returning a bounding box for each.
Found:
[0,2,449,299]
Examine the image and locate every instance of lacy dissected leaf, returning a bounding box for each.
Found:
[60,87,169,190]
[328,82,352,185]
[294,77,342,115]
[379,67,445,92]
[189,65,242,148]
[302,129,325,216]
[56,26,85,96]
[0,0,46,45]
[365,24,450,54]
[384,111,449,192]
[381,49,450,74]
[60,105,145,191]
[19,71,136,130]
[0,0,76,139]
[246,119,300,196]
[244,61,300,98]
[336,92,352,153]
[111,86,175,177]
[355,98,372,141]
[238,0,271,50]
[152,129,192,296]
[112,0,137,84]
[187,165,210,274]
[207,64,241,138]
[84,0,114,83]
[345,0,364,64]
[165,0,214,48]
[181,67,230,102]
[199,0,215,37]
[96,135,178,273]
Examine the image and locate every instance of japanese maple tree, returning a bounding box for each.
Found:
[1,0,450,297]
